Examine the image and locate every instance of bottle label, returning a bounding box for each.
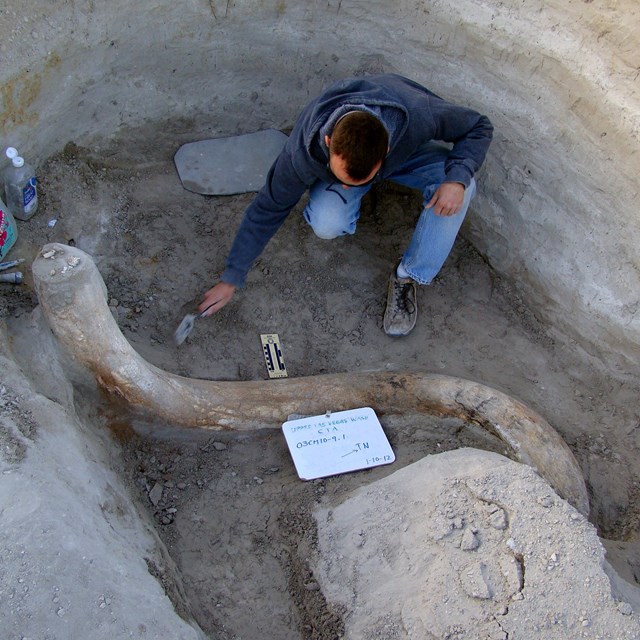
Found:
[23,177,37,214]
[0,207,17,259]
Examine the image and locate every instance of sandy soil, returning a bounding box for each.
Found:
[3,130,640,637]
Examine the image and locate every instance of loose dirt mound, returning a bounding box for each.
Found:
[314,449,640,639]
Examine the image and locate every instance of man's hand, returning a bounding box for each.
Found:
[426,182,465,217]
[199,282,236,316]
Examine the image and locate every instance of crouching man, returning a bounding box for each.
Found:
[200,73,493,336]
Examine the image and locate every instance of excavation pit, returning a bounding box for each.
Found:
[1,1,640,638]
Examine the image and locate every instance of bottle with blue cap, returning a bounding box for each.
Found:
[3,147,38,221]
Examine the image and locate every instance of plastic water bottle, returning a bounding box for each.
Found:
[0,196,18,260]
[3,147,38,221]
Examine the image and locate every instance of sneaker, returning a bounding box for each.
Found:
[383,268,417,336]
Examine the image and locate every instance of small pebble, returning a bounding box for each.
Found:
[617,602,633,615]
[489,509,507,530]
[461,529,480,551]
[148,483,163,506]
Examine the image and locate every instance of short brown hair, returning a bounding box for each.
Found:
[330,112,388,180]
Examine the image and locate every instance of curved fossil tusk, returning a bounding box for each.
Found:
[32,243,589,515]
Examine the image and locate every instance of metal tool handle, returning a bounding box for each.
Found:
[196,300,221,318]
[0,271,23,284]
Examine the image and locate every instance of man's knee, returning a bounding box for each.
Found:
[312,227,343,240]
[311,222,347,240]
[305,209,351,239]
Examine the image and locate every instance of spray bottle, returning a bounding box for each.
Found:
[0,195,18,260]
[3,147,38,221]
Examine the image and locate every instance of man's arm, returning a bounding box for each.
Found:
[425,94,492,217]
[429,95,493,188]
[199,148,308,315]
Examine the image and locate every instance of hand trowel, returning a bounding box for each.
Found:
[174,302,217,346]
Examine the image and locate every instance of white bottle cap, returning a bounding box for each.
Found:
[12,156,24,168]
[5,147,18,160]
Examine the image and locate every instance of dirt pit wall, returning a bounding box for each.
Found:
[0,319,205,639]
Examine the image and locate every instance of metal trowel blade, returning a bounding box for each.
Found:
[174,313,198,346]
[173,300,219,346]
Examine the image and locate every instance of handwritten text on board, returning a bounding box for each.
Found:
[282,407,395,480]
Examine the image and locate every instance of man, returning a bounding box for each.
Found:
[199,74,493,336]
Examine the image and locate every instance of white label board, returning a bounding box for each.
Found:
[282,407,395,480]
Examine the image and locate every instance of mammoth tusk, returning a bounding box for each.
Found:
[32,243,589,515]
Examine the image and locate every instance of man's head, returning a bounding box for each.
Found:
[325,111,388,187]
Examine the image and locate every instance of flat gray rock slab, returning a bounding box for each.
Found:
[174,129,288,195]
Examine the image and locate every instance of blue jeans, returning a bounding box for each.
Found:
[303,142,476,285]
